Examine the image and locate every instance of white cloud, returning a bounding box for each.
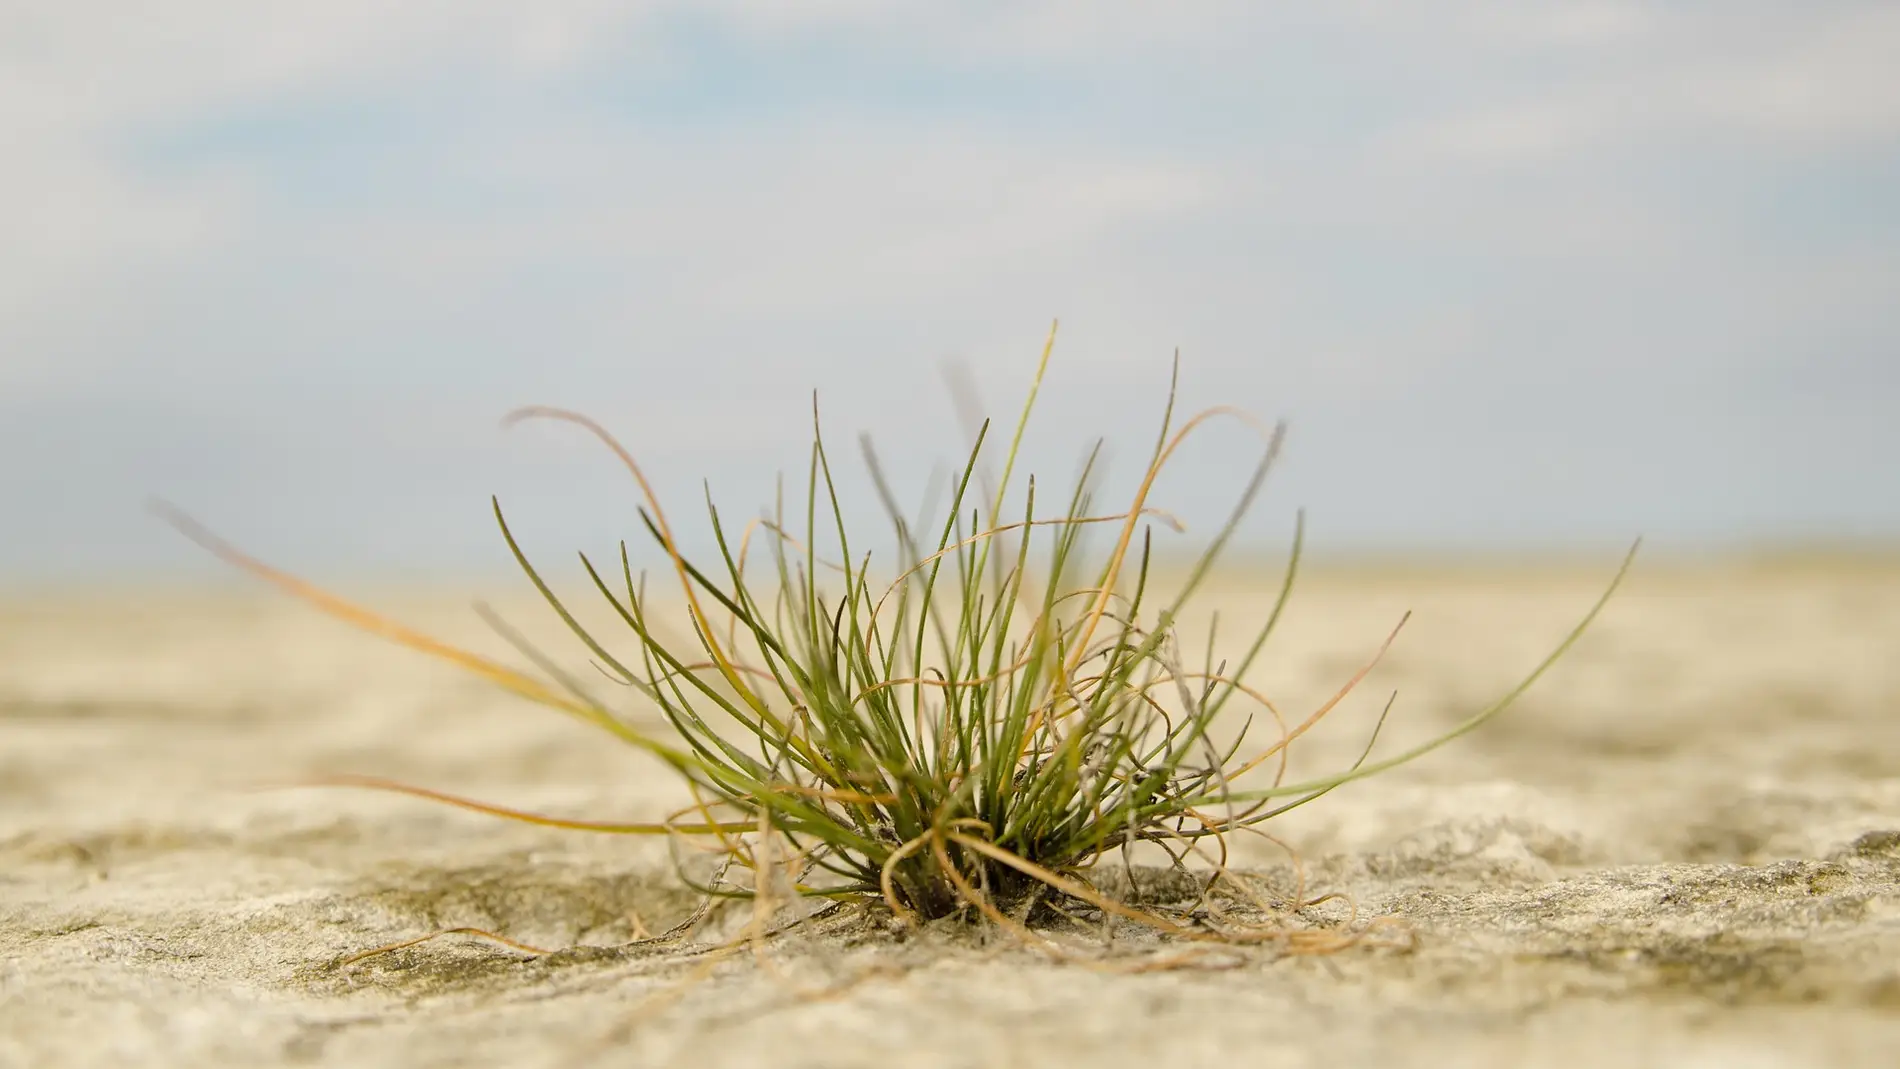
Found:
[1678,6,1900,142]
[1380,5,1900,167]
[0,1,1245,395]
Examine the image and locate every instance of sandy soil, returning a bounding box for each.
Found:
[4,558,1899,1068]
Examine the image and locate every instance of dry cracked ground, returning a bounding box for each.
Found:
[3,557,1898,1068]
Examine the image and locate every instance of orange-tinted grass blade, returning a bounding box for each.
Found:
[878,830,935,926]
[1068,408,1283,677]
[1227,611,1410,780]
[499,406,771,726]
[950,832,1346,951]
[150,500,600,721]
[864,509,1183,636]
[929,829,1068,956]
[1142,670,1292,781]
[1240,690,1399,824]
[856,582,1120,692]
[946,831,1191,937]
[300,774,752,834]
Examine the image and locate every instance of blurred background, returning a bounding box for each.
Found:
[3,2,1897,589]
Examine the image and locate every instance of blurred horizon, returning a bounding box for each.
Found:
[5,3,1897,589]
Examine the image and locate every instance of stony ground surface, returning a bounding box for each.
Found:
[3,557,1898,1068]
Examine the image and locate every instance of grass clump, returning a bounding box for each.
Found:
[158,323,1636,947]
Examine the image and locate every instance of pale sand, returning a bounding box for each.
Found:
[3,560,1898,1067]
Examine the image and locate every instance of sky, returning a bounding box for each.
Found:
[3,2,1897,587]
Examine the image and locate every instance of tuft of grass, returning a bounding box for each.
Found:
[156,322,1637,945]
